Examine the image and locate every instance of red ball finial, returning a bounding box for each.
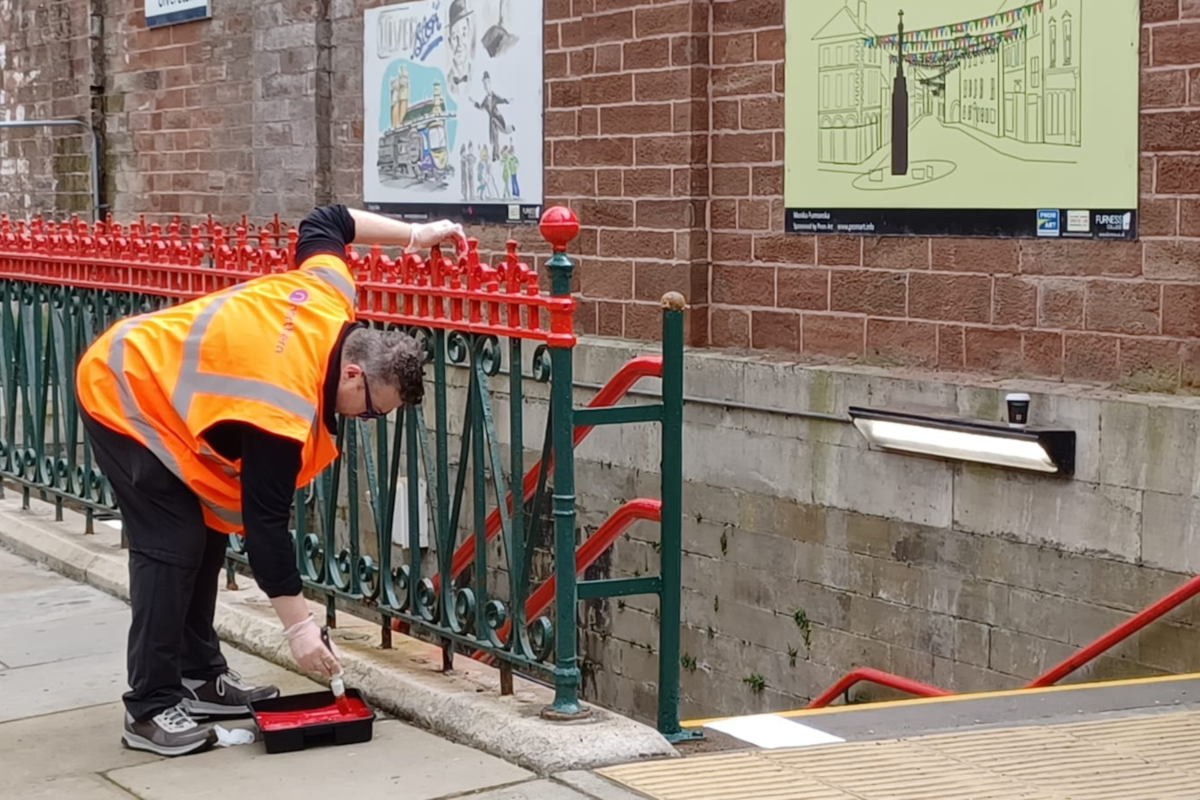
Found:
[539,206,579,253]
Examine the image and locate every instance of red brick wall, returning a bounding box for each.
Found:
[5,0,1200,386]
[697,0,1200,389]
[700,0,1200,388]
[99,0,329,220]
[542,0,1200,388]
[542,0,713,345]
[0,0,96,216]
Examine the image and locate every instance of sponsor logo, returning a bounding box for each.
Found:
[1036,209,1060,237]
[276,289,308,353]
[1095,212,1133,235]
[1066,210,1090,233]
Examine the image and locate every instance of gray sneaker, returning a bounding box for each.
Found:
[181,670,280,718]
[123,704,216,757]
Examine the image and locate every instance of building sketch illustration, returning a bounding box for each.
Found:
[815,0,1080,187]
[784,0,1138,233]
[363,0,543,222]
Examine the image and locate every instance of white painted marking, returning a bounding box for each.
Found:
[705,714,846,749]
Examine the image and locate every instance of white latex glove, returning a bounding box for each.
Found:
[408,220,466,253]
[283,615,342,679]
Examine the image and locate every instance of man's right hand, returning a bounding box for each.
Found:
[408,220,467,253]
[283,615,342,678]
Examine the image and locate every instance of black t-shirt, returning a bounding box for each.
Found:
[202,205,357,597]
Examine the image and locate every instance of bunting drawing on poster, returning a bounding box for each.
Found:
[783,0,1140,240]
[363,0,543,225]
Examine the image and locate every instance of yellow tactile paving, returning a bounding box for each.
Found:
[599,709,1200,800]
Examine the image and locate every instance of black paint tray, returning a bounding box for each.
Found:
[249,688,376,754]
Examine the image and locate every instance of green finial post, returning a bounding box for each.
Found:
[657,291,697,741]
[538,206,590,721]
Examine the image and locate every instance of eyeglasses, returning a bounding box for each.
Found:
[359,379,385,420]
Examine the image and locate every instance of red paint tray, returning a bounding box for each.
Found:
[249,688,376,754]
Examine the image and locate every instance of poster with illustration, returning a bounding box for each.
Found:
[363,0,543,225]
[784,0,1140,239]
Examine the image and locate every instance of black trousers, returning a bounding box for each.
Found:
[80,410,229,721]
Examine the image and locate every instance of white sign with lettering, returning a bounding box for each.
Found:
[145,0,211,29]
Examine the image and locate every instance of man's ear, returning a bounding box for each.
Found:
[342,364,363,382]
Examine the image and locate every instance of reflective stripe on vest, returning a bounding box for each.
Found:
[306,266,356,307]
[108,319,244,529]
[172,283,317,425]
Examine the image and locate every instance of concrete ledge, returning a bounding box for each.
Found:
[0,493,678,774]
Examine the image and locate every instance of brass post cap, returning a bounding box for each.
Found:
[660,291,687,311]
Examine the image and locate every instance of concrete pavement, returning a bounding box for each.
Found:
[0,545,648,799]
[0,493,676,775]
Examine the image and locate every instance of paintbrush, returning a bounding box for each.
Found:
[321,626,354,716]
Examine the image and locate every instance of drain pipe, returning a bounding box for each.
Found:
[0,119,103,222]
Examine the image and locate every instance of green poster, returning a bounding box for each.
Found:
[784,0,1140,239]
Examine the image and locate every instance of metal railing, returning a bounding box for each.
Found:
[807,574,1200,709]
[0,209,690,738]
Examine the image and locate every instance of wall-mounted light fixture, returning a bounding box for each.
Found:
[847,406,1076,476]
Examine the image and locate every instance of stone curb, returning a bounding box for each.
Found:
[0,497,678,775]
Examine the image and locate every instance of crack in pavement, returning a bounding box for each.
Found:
[100,770,148,799]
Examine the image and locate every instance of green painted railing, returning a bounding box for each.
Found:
[0,210,692,739]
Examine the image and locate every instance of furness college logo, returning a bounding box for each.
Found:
[276,289,309,353]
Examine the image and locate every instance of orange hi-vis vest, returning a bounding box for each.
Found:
[75,256,358,534]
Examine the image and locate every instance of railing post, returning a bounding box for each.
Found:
[539,207,589,721]
[658,291,693,741]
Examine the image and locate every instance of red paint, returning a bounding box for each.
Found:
[256,698,373,732]
[335,694,354,716]
[0,211,577,347]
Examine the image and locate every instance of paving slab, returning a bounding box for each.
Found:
[0,703,160,784]
[0,645,127,723]
[17,774,138,799]
[554,770,658,799]
[458,779,593,799]
[0,608,128,668]
[0,582,127,629]
[106,717,534,800]
[0,546,65,595]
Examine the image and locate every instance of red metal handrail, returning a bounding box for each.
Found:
[474,498,663,664]
[1026,572,1200,687]
[446,356,663,585]
[393,355,663,635]
[807,573,1200,709]
[806,668,951,709]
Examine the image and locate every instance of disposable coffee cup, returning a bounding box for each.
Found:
[1006,393,1030,427]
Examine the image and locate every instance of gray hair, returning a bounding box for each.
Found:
[341,327,425,406]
